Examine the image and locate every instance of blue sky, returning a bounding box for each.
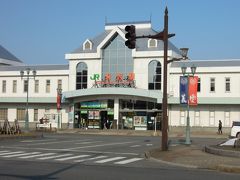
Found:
[0,0,240,65]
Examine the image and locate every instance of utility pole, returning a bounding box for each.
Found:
[161,7,169,151]
[124,7,175,151]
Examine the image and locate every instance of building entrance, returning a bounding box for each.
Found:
[100,111,107,129]
[74,100,114,129]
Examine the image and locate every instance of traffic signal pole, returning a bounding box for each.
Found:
[124,7,173,151]
[161,7,169,151]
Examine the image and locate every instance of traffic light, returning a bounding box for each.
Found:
[125,25,136,49]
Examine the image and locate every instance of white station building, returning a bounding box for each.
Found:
[0,21,240,131]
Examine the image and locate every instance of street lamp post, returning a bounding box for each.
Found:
[57,88,62,129]
[20,68,36,131]
[181,65,197,145]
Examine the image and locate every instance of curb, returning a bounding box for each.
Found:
[57,129,160,137]
[0,133,43,140]
[145,149,240,173]
[144,150,198,169]
[55,129,230,139]
[205,145,240,158]
[216,164,240,173]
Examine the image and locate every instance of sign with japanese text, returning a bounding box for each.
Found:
[57,93,62,110]
[188,76,198,105]
[179,76,198,106]
[180,76,188,105]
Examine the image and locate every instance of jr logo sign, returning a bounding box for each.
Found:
[90,74,100,81]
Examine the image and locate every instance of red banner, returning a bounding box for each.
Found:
[57,94,61,110]
[188,76,198,106]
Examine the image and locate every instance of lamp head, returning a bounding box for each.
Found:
[181,66,187,75]
[20,70,24,78]
[180,48,189,60]
[26,68,30,74]
[191,64,197,75]
[32,70,36,78]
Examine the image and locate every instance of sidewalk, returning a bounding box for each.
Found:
[56,128,230,138]
[145,132,240,173]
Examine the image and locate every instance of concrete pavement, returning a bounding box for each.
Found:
[145,141,240,173]
[1,128,239,173]
[56,128,240,173]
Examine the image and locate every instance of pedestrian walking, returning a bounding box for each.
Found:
[218,120,222,134]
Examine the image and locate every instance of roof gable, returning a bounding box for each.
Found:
[0,45,22,62]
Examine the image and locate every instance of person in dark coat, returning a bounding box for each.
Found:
[218,120,222,134]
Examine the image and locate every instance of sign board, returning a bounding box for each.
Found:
[180,76,198,106]
[180,76,188,104]
[133,116,147,127]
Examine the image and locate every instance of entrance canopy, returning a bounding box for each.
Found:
[62,88,162,103]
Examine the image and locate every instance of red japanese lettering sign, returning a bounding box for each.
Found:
[188,76,198,105]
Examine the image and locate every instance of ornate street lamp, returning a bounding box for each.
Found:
[20,68,36,130]
[181,64,197,145]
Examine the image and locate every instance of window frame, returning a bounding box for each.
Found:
[148,60,162,90]
[76,62,88,90]
[17,108,25,121]
[13,80,17,93]
[0,108,8,120]
[225,77,231,92]
[34,80,39,93]
[148,39,157,48]
[46,80,51,93]
[197,78,201,92]
[34,109,38,121]
[57,79,62,90]
[83,39,92,50]
[210,78,215,92]
[23,80,28,93]
[2,80,6,93]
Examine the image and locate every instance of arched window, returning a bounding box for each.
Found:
[148,60,161,90]
[76,62,88,89]
[148,39,157,48]
[85,41,91,49]
[83,39,92,50]
[102,34,133,80]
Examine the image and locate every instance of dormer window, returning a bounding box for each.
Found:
[83,39,92,50]
[148,39,157,48]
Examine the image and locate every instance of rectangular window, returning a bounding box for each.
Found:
[45,108,50,114]
[194,110,200,126]
[46,80,50,93]
[35,80,39,93]
[2,80,6,93]
[197,78,201,92]
[57,79,62,90]
[24,80,28,93]
[224,111,230,127]
[180,110,185,125]
[34,109,38,121]
[13,80,17,93]
[0,108,8,120]
[210,78,215,92]
[225,77,230,92]
[209,111,215,126]
[17,108,25,121]
[45,108,50,120]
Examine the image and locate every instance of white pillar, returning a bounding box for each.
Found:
[114,98,119,129]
